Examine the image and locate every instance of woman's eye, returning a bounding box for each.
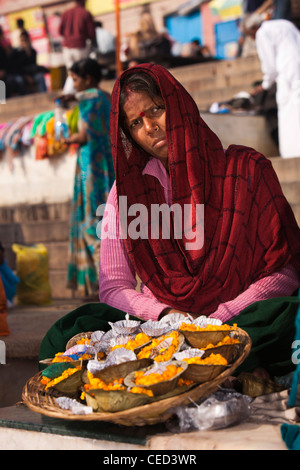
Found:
[130,119,140,128]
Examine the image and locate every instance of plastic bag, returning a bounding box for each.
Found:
[12,244,52,305]
[167,389,252,433]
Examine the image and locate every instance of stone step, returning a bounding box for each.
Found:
[290,204,300,225]
[184,69,263,95]
[269,156,300,183]
[100,58,263,110]
[0,57,263,124]
[281,181,300,204]
[49,269,75,299]
[0,202,71,225]
[46,241,69,271]
[194,84,259,110]
[19,220,69,245]
[202,113,280,157]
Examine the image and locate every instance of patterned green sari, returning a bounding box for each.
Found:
[67,88,114,296]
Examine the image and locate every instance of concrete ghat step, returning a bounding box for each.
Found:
[280,181,300,204]
[20,220,69,245]
[269,156,300,182]
[100,56,263,109]
[0,57,263,124]
[49,269,79,299]
[202,112,280,157]
[0,201,71,225]
[171,55,261,81]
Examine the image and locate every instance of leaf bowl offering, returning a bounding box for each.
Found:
[90,357,154,384]
[179,323,237,349]
[40,363,84,396]
[137,330,185,363]
[23,328,251,426]
[179,352,229,383]
[201,341,242,363]
[84,388,152,413]
[108,332,152,355]
[66,331,93,350]
[124,360,188,396]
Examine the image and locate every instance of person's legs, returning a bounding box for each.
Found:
[273,0,291,19]
[33,72,47,93]
[6,74,27,96]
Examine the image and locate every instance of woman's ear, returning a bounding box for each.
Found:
[85,74,93,88]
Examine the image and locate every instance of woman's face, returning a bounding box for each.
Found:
[70,71,90,92]
[123,90,168,169]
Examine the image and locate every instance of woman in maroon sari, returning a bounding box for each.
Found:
[40,64,300,379]
[100,64,300,319]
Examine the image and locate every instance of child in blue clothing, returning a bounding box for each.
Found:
[0,242,19,306]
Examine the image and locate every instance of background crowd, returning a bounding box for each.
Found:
[0,19,48,98]
[0,0,298,99]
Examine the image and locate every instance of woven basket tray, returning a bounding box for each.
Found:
[22,327,251,427]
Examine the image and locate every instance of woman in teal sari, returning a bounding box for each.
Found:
[65,58,114,297]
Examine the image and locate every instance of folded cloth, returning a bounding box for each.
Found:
[30,111,54,137]
[250,390,300,424]
[227,295,300,377]
[281,423,300,450]
[289,300,300,407]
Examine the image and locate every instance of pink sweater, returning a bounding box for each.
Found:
[99,158,299,322]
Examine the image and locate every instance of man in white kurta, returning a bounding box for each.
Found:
[254,19,300,158]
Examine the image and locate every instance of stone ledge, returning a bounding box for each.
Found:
[0,201,71,224]
[0,407,288,450]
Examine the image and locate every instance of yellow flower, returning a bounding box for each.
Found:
[52,352,73,363]
[41,366,81,390]
[130,387,154,397]
[180,322,237,331]
[84,371,125,392]
[51,351,93,363]
[76,337,91,345]
[178,378,194,386]
[111,332,150,352]
[134,364,183,386]
[137,331,180,362]
[183,353,227,365]
[203,335,240,350]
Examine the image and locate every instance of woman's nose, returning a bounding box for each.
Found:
[144,118,157,133]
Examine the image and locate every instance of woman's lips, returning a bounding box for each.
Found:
[153,137,167,149]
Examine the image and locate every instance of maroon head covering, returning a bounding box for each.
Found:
[110,63,300,316]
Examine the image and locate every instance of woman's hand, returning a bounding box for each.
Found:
[158,308,191,320]
[56,93,76,104]
[62,128,87,145]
